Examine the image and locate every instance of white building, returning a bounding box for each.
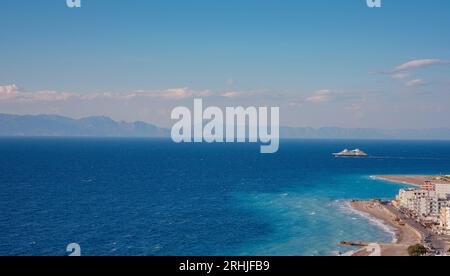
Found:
[433,182,450,199]
[397,188,422,211]
[397,189,445,222]
[396,180,450,231]
[417,192,443,222]
[440,207,450,235]
[397,189,430,215]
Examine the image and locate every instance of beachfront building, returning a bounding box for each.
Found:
[421,181,436,191]
[420,181,450,197]
[397,189,446,223]
[397,189,429,213]
[433,182,450,199]
[440,207,450,235]
[395,178,450,233]
[398,189,420,211]
[396,183,450,232]
[417,192,444,222]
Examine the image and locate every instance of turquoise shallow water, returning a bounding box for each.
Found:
[230,176,406,256]
[0,138,449,256]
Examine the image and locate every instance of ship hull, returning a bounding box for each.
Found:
[333,154,368,158]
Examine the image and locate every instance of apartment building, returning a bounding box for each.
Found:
[397,188,447,222]
[397,188,429,212]
[440,207,450,235]
[434,182,450,199]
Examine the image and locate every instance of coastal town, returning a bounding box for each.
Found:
[349,175,450,256]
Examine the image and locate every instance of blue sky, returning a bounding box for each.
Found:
[1,0,450,128]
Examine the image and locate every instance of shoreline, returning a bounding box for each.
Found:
[343,200,398,244]
[370,175,429,187]
[348,200,422,256]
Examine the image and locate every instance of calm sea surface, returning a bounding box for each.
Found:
[1,138,450,256]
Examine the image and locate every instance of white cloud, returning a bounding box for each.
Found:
[380,59,447,86]
[0,86,213,102]
[221,91,240,98]
[220,90,261,99]
[162,88,196,99]
[305,89,335,103]
[393,59,445,72]
[0,84,18,94]
[0,84,19,100]
[406,79,426,87]
[139,88,212,100]
[33,91,76,101]
[391,72,411,80]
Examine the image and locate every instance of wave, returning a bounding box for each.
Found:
[338,200,398,244]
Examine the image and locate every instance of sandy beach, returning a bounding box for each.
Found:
[350,200,422,256]
[371,175,429,187]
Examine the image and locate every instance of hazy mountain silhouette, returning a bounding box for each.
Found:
[280,126,450,140]
[0,114,168,137]
[1,113,450,140]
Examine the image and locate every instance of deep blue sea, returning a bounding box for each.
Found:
[1,138,450,256]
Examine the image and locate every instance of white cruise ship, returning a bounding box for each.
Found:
[333,149,368,157]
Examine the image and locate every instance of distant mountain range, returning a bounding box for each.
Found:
[280,127,450,140]
[1,113,450,140]
[0,114,169,137]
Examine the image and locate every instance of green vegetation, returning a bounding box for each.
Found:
[430,174,450,183]
[408,244,429,256]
